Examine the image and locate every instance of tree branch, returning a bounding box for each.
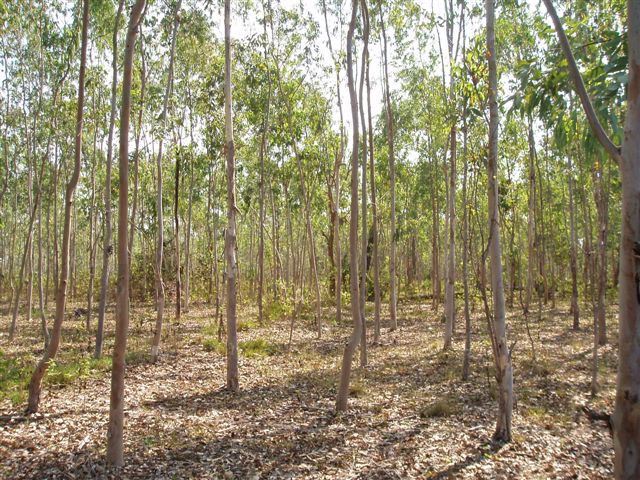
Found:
[541,0,622,165]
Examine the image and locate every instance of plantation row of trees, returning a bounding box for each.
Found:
[1,0,639,476]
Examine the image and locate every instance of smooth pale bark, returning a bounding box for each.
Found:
[357,0,369,367]
[568,153,580,329]
[365,12,381,345]
[592,165,609,345]
[380,8,397,330]
[224,0,239,393]
[543,2,640,473]
[525,118,537,314]
[461,115,471,380]
[443,124,456,350]
[95,0,125,359]
[86,108,98,331]
[336,0,361,412]
[257,9,271,325]
[151,0,181,362]
[106,0,146,466]
[486,0,513,442]
[321,0,343,325]
[27,0,90,414]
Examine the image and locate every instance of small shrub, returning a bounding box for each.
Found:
[419,398,460,418]
[203,338,226,355]
[239,338,277,357]
[237,319,258,332]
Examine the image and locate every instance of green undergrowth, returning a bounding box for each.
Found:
[0,348,112,406]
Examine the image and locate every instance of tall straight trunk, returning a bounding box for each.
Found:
[86,103,98,330]
[184,90,196,312]
[365,15,381,345]
[224,0,239,393]
[432,182,440,307]
[174,139,182,322]
[106,0,146,466]
[27,0,89,414]
[461,114,472,380]
[321,0,344,325]
[486,0,513,442]
[568,152,579,329]
[129,29,145,300]
[443,124,456,349]
[151,0,181,361]
[525,117,537,314]
[358,0,370,367]
[380,7,397,330]
[25,118,33,325]
[592,164,609,345]
[37,190,49,348]
[336,0,361,412]
[257,16,271,324]
[95,0,125,359]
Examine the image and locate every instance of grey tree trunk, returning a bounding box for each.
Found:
[486,0,513,442]
[224,0,239,393]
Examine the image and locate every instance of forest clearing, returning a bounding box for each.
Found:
[0,301,616,478]
[1,0,639,477]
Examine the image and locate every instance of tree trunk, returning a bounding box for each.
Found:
[380,7,397,330]
[106,0,146,466]
[336,0,362,412]
[27,0,90,414]
[151,0,181,362]
[95,0,125,359]
[568,151,579,329]
[224,0,239,393]
[461,114,472,380]
[174,136,182,323]
[486,0,513,442]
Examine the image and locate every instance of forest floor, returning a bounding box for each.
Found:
[0,295,616,479]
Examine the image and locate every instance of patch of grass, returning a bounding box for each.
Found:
[46,356,112,387]
[237,319,258,332]
[125,349,150,365]
[203,338,226,355]
[264,300,294,322]
[419,398,461,418]
[349,379,366,398]
[239,338,277,357]
[201,323,220,337]
[0,350,32,405]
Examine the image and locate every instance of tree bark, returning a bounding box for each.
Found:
[106,0,146,466]
[224,0,239,393]
[151,0,181,362]
[27,0,90,414]
[486,0,513,442]
[95,0,125,359]
[336,0,361,412]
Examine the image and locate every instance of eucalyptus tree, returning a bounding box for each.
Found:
[486,0,513,442]
[224,0,239,392]
[336,0,361,413]
[95,0,125,359]
[27,0,90,414]
[107,0,147,465]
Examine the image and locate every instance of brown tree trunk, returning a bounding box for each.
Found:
[151,0,181,361]
[27,0,90,414]
[95,0,125,359]
[380,7,397,330]
[106,0,146,465]
[336,0,362,412]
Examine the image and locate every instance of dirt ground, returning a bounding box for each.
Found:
[0,297,616,479]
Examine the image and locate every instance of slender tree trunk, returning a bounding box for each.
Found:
[27,0,90,414]
[224,0,239,393]
[321,0,344,325]
[461,114,472,380]
[365,15,381,345]
[174,138,182,323]
[106,0,146,466]
[336,0,361,412]
[358,0,369,367]
[151,0,181,361]
[568,152,580,329]
[524,118,537,314]
[486,0,513,442]
[86,106,98,330]
[95,0,125,359]
[380,7,397,330]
